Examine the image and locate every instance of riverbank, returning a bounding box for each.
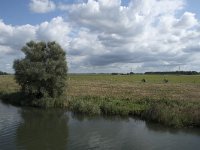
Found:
[0,75,200,127]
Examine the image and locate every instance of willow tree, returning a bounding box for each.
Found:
[13,41,67,99]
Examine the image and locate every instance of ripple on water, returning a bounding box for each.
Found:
[1,101,200,150]
[0,101,22,149]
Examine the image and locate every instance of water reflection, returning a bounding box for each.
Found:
[0,101,21,150]
[146,121,200,136]
[16,108,68,150]
[70,112,130,122]
[67,113,155,150]
[67,112,200,150]
[1,100,200,150]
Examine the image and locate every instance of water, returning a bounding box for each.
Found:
[0,100,200,150]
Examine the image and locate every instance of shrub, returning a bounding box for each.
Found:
[69,99,101,115]
[163,78,169,83]
[141,78,146,83]
[13,41,67,100]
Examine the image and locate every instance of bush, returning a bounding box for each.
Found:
[69,98,101,115]
[163,78,169,83]
[13,41,67,100]
[141,78,146,83]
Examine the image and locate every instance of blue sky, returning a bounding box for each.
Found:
[0,0,199,25]
[0,0,61,25]
[0,0,200,73]
[0,0,133,25]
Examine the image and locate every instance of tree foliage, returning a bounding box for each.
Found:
[13,41,67,98]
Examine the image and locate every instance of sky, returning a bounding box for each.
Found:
[0,0,200,73]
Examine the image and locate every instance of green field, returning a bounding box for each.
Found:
[68,74,200,101]
[0,74,200,127]
[69,74,200,83]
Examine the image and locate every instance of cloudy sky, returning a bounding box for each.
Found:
[0,0,200,73]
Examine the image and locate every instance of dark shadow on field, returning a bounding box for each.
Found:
[16,108,69,150]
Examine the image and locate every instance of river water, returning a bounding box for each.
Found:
[0,100,200,150]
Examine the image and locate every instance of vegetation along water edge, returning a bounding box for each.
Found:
[0,74,200,128]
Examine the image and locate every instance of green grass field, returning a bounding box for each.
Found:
[0,74,200,127]
[69,74,200,83]
[67,74,200,102]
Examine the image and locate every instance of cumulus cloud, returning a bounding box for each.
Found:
[63,0,200,72]
[37,17,71,49]
[29,0,56,13]
[1,0,200,73]
[0,20,37,52]
[0,17,70,50]
[0,17,71,72]
[174,12,198,29]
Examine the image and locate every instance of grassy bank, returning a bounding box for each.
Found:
[0,74,200,127]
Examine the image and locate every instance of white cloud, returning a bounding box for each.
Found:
[0,17,71,72]
[1,0,200,73]
[29,0,56,13]
[0,16,70,50]
[0,45,13,55]
[62,0,200,72]
[175,12,198,29]
[37,17,71,48]
[0,20,37,50]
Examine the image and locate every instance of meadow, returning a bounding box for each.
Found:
[0,74,200,127]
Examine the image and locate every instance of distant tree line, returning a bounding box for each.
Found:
[110,71,200,75]
[145,71,199,75]
[0,71,9,75]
